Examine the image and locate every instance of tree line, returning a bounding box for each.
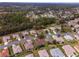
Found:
[0,12,57,36]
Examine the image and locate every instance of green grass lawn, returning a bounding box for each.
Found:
[0,43,4,46]
[8,46,14,57]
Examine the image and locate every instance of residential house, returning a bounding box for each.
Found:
[74,34,79,40]
[2,36,11,45]
[23,35,32,40]
[50,48,65,57]
[30,30,36,35]
[34,38,45,47]
[64,33,74,41]
[38,49,49,57]
[62,45,78,57]
[12,34,21,41]
[25,54,34,57]
[0,47,9,57]
[77,31,79,34]
[45,32,53,43]
[20,31,32,40]
[21,31,29,36]
[52,35,64,43]
[24,40,34,50]
[74,44,79,53]
[12,44,22,54]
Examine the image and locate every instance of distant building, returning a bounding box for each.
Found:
[2,36,11,45]
[21,31,29,36]
[12,34,21,41]
[30,30,36,35]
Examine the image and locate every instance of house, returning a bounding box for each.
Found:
[24,40,34,50]
[56,32,61,37]
[52,35,64,43]
[45,31,52,37]
[12,34,21,41]
[0,47,9,57]
[38,49,49,57]
[30,30,36,35]
[2,36,11,45]
[45,32,53,43]
[74,34,79,40]
[50,48,65,57]
[77,31,79,34]
[49,27,55,31]
[74,44,79,53]
[12,34,19,38]
[20,31,32,40]
[21,31,29,36]
[74,24,79,29]
[12,44,22,54]
[64,33,74,41]
[68,18,79,26]
[23,35,32,40]
[62,45,78,57]
[34,38,45,47]
[25,54,34,57]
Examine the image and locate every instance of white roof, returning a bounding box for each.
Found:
[25,54,34,57]
[52,35,64,42]
[62,45,77,57]
[3,36,10,43]
[4,47,8,49]
[3,36,10,40]
[12,34,21,41]
[77,31,79,34]
[38,49,49,57]
[53,30,57,34]
[64,35,74,41]
[74,34,79,40]
[30,30,36,33]
[43,29,49,32]
[21,31,29,35]
[12,34,19,38]
[4,42,8,45]
[74,24,79,28]
[12,44,22,54]
[50,48,65,57]
[49,27,55,30]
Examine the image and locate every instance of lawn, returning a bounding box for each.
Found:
[8,46,14,57]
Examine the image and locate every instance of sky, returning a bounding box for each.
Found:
[0,0,79,3]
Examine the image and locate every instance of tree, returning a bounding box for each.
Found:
[0,39,2,44]
[38,32,45,39]
[53,40,57,44]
